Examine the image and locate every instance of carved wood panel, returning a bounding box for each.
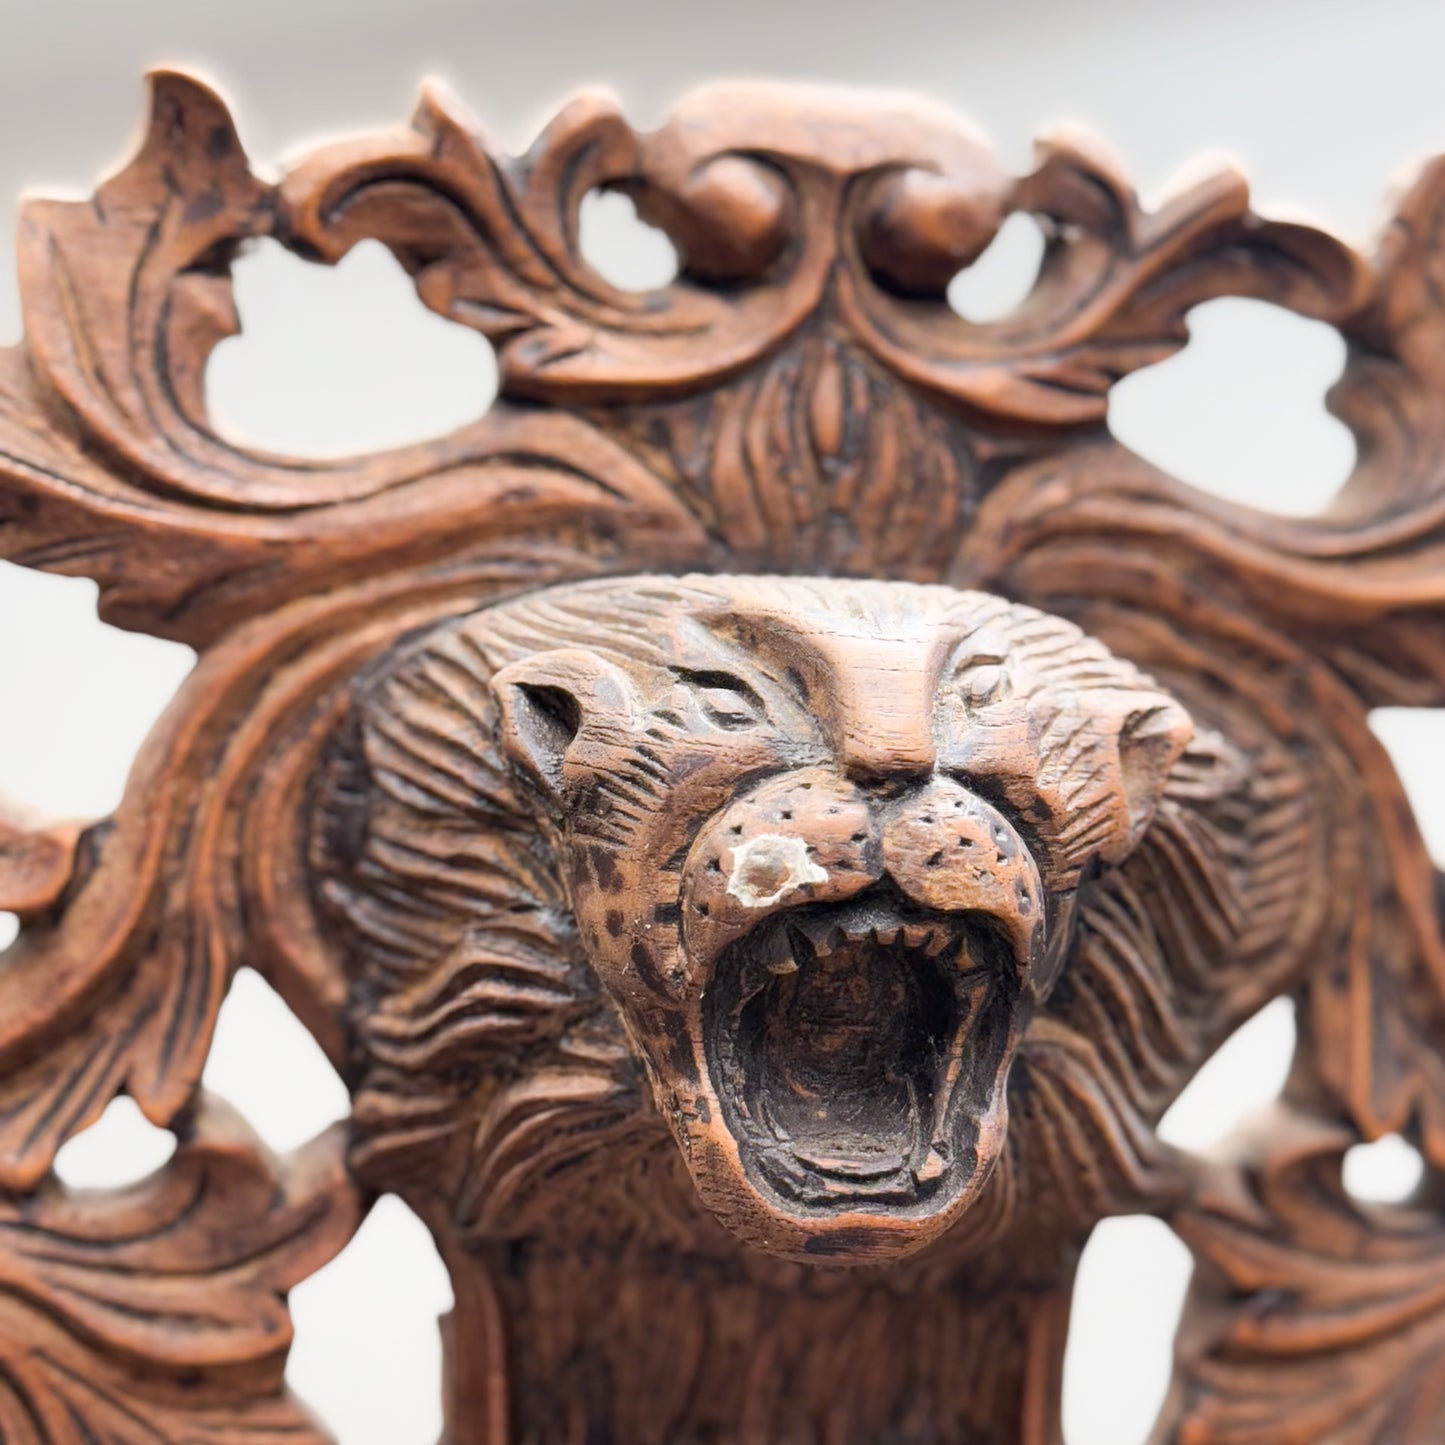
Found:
[2,70,1445,1443]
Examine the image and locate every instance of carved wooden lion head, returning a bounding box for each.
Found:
[313,574,1216,1264]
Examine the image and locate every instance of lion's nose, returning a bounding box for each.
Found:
[831,699,937,788]
[838,740,934,789]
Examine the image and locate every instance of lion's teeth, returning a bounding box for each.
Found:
[913,1147,948,1184]
[777,914,961,961]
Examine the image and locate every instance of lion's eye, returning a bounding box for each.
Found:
[700,690,760,728]
[957,657,1011,707]
[677,670,767,730]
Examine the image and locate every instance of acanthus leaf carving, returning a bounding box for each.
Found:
[959,450,1445,1169]
[18,70,273,497]
[844,131,1371,426]
[0,71,709,646]
[0,567,631,1190]
[0,1098,363,1443]
[1162,1114,1445,1445]
[274,81,834,401]
[0,803,79,917]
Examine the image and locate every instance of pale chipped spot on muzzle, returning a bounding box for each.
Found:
[726,834,828,908]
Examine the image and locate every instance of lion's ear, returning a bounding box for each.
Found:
[1113,698,1194,850]
[493,651,635,799]
[500,682,582,795]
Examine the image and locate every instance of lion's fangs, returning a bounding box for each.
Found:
[726,834,829,908]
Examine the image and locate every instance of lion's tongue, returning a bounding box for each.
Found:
[752,933,923,1179]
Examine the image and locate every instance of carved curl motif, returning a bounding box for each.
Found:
[2,68,1445,1443]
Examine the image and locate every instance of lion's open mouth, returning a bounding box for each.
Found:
[703,888,1016,1214]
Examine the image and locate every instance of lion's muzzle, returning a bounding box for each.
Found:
[671,771,1045,1260]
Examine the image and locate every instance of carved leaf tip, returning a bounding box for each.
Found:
[0,814,80,916]
[132,66,255,184]
[411,74,485,144]
[1165,1121,1445,1444]
[0,1098,364,1441]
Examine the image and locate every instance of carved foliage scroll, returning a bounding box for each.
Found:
[1163,1117,1445,1444]
[0,1102,361,1441]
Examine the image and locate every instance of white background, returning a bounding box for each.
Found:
[0,1,1442,1440]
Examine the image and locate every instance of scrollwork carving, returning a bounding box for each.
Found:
[0,1100,362,1441]
[1165,1114,1445,1444]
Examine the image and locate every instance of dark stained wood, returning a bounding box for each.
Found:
[1,68,1444,1443]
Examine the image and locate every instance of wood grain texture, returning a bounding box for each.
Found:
[1,68,1445,1442]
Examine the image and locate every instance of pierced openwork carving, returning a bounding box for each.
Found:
[3,68,1445,1444]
